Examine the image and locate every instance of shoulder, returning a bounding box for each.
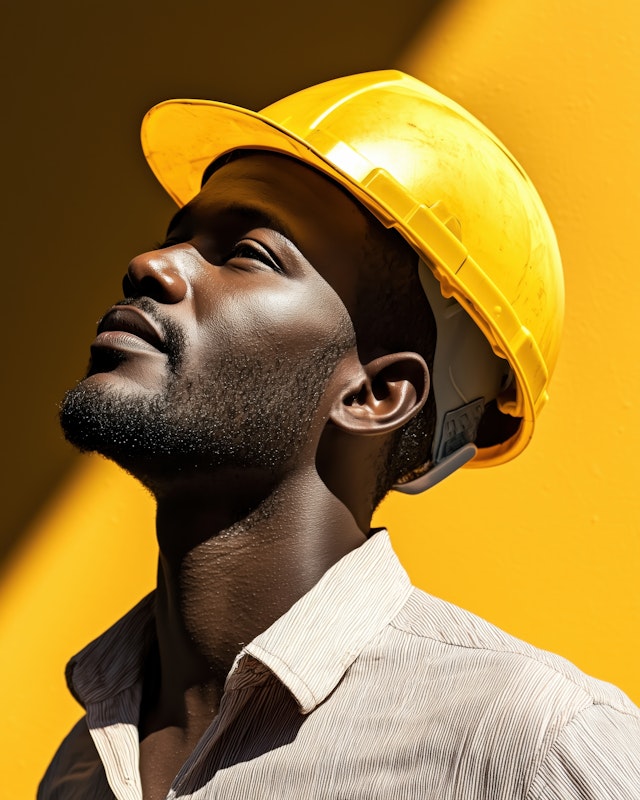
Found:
[370,586,640,797]
[38,717,108,800]
[391,586,637,716]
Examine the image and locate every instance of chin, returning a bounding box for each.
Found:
[60,379,148,458]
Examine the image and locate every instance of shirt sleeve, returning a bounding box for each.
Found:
[526,703,640,800]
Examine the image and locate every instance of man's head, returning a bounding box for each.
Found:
[62,70,564,505]
[61,152,434,506]
[139,71,564,484]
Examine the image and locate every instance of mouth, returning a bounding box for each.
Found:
[92,305,167,355]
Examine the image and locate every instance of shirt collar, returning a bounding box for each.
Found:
[242,529,412,713]
[66,530,412,715]
[66,592,155,709]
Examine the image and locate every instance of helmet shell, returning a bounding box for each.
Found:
[142,70,564,466]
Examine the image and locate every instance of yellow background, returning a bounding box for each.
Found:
[1,0,639,795]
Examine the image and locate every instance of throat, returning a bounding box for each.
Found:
[145,470,368,747]
[139,723,209,800]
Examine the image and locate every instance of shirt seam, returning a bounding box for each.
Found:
[388,619,638,719]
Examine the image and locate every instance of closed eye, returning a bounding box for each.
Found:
[226,240,283,273]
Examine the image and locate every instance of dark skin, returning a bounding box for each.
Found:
[82,154,429,798]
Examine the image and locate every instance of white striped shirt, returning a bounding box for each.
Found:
[39,530,640,799]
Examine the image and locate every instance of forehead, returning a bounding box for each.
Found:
[188,152,379,306]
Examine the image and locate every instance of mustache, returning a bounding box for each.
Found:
[113,297,187,372]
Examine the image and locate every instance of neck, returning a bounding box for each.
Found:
[142,465,368,737]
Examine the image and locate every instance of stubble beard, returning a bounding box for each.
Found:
[60,310,354,484]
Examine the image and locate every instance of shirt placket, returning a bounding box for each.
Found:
[166,655,273,799]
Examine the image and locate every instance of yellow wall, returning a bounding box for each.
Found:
[382,0,640,695]
[1,0,639,795]
[0,460,157,790]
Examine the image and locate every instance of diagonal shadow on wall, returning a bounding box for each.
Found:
[0,0,452,566]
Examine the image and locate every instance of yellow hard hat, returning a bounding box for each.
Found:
[141,70,564,486]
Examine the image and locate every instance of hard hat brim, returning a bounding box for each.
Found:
[142,98,368,210]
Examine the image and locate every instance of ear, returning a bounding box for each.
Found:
[330,352,430,436]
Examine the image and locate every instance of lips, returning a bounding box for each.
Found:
[94,305,166,354]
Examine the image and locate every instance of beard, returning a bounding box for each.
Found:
[60,304,354,484]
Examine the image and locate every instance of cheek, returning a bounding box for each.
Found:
[198,282,352,360]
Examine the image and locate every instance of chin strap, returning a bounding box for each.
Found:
[392,259,512,495]
[394,443,477,494]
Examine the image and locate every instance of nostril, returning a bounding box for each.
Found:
[123,270,158,299]
[121,273,135,297]
[139,275,166,297]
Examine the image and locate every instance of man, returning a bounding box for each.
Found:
[40,72,639,798]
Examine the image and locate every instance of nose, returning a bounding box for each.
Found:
[123,246,190,303]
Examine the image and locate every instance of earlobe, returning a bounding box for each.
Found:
[330,352,430,436]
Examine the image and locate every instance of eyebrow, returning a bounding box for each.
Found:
[166,202,299,250]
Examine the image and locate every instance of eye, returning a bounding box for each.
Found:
[226,239,282,273]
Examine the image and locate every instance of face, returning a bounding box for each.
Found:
[60,153,373,486]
